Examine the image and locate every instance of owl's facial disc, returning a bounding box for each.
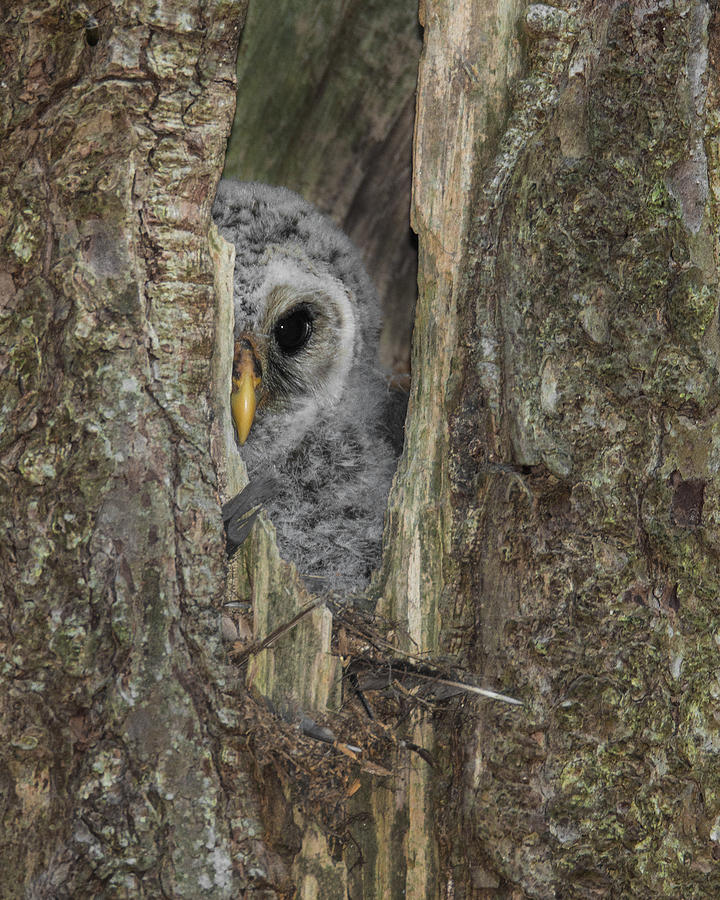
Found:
[231,336,262,444]
[232,258,357,448]
[260,266,356,406]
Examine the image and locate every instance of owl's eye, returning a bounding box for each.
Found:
[274,307,313,354]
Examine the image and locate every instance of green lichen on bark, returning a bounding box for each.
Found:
[436,1,720,896]
[0,1,271,896]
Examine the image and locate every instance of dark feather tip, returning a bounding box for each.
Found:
[223,476,280,558]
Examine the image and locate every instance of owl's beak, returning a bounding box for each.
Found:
[231,338,262,444]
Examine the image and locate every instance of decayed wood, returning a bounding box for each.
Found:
[353,1,526,894]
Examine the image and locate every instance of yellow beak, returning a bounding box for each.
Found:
[231,343,262,444]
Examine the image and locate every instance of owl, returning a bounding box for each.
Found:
[212,180,404,593]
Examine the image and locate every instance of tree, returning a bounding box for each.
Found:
[0,1,268,895]
[3,0,720,898]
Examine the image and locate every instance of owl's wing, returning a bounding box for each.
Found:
[223,475,279,557]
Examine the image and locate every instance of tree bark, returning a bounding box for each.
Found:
[384,0,720,896]
[4,0,720,898]
[0,2,287,896]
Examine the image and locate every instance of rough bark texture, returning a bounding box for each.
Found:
[5,0,720,897]
[0,2,290,896]
[382,0,720,897]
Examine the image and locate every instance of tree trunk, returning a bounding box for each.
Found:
[0,2,283,896]
[384,0,720,896]
[4,0,720,898]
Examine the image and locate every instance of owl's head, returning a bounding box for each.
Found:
[212,180,382,456]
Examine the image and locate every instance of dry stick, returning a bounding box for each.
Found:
[231,597,324,661]
[337,616,523,706]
